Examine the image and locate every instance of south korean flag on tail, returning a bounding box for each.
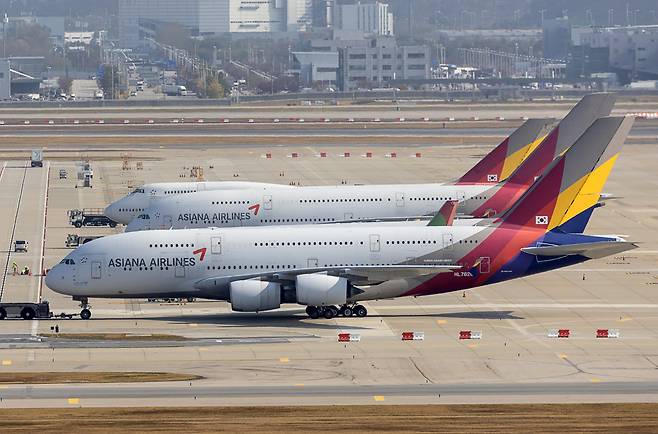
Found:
[487,174,498,182]
[535,215,549,225]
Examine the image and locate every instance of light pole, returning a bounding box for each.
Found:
[2,13,7,59]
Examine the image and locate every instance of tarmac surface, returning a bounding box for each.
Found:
[0,107,657,408]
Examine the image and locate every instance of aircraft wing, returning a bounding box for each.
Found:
[521,241,638,259]
[321,216,433,224]
[194,264,461,290]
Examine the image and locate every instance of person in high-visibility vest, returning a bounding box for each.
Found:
[12,262,18,275]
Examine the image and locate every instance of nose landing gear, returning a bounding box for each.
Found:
[75,297,92,320]
[305,304,367,319]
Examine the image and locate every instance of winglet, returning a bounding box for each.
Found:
[428,200,458,226]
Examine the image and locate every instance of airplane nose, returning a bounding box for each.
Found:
[104,203,121,224]
[45,265,68,294]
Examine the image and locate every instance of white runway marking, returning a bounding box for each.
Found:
[374,303,658,310]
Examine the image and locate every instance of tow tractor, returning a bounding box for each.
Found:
[68,208,117,228]
[0,301,84,320]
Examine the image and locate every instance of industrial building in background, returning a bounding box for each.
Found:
[119,0,315,48]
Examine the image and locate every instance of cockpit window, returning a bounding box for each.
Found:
[60,259,75,265]
[137,214,150,220]
[131,188,145,194]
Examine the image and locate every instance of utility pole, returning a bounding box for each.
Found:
[2,13,7,59]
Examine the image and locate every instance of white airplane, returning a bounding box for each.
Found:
[46,116,635,320]
[124,93,617,232]
[105,115,556,225]
[105,181,293,224]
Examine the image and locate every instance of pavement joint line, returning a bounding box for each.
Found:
[37,162,50,304]
[0,162,28,301]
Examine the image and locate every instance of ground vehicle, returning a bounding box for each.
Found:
[162,84,187,96]
[0,302,51,320]
[14,240,28,252]
[94,90,104,100]
[68,209,117,228]
[31,149,43,167]
[59,169,67,179]
[66,234,103,247]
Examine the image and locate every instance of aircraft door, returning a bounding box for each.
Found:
[369,234,381,252]
[91,261,102,279]
[163,215,173,228]
[395,192,405,207]
[211,236,222,254]
[174,263,185,278]
[263,195,273,210]
[456,191,466,201]
[307,258,318,268]
[442,233,454,250]
[344,212,353,221]
[197,183,206,192]
[479,257,491,274]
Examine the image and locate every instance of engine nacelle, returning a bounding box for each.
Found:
[296,274,347,306]
[230,280,281,312]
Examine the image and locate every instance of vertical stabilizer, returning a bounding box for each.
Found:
[499,116,633,230]
[456,118,551,184]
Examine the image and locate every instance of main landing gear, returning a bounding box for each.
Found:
[75,297,92,320]
[305,304,368,319]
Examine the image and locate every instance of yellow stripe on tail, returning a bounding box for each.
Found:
[499,135,546,181]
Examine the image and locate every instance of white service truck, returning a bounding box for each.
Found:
[162,84,187,96]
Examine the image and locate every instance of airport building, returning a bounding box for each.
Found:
[119,0,314,48]
[569,25,658,82]
[339,37,429,90]
[332,1,393,36]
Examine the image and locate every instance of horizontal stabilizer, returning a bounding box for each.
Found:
[599,193,623,201]
[521,241,637,259]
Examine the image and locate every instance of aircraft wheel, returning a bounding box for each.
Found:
[80,309,92,320]
[342,306,353,317]
[354,305,368,317]
[307,306,319,319]
[323,307,336,319]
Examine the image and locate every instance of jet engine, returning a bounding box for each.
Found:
[296,274,347,306]
[230,280,281,312]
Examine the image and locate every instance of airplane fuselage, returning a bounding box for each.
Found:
[46,223,610,304]
[126,183,494,231]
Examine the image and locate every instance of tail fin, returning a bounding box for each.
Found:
[456,118,551,184]
[463,93,618,217]
[499,116,633,230]
[505,93,617,187]
[428,200,458,226]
